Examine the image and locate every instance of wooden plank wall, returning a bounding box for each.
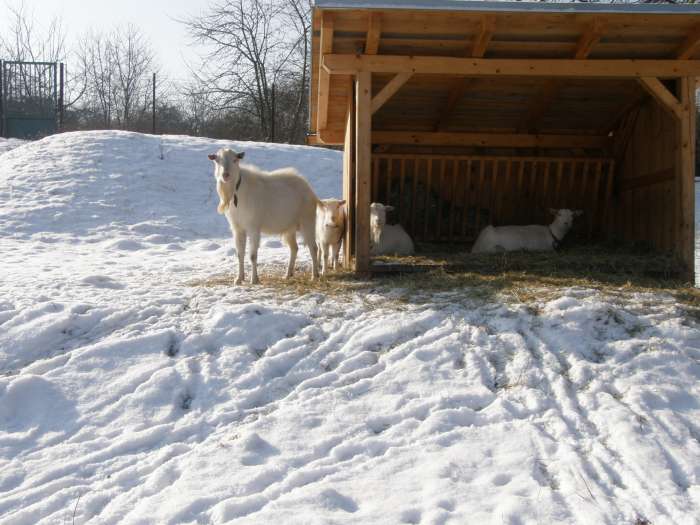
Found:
[613,98,677,253]
[371,154,614,243]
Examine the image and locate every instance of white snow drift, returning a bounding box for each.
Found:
[0,131,699,525]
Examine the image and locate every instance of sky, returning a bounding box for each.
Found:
[1,0,209,81]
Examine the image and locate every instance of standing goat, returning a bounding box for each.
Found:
[471,208,583,254]
[370,202,415,256]
[208,148,320,284]
[316,199,346,275]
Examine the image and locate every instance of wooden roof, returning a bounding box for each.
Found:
[309,0,700,145]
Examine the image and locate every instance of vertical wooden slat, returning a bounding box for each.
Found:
[542,161,551,219]
[603,161,615,241]
[554,161,564,209]
[449,160,458,241]
[424,159,433,241]
[516,160,525,223]
[372,157,380,203]
[386,158,393,206]
[436,159,446,240]
[355,71,372,273]
[474,159,486,234]
[342,95,354,267]
[462,160,472,238]
[399,159,406,225]
[498,159,512,225]
[411,159,419,236]
[590,161,602,238]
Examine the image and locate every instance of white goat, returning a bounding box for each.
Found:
[208,148,319,284]
[316,199,346,275]
[369,202,415,256]
[471,209,583,254]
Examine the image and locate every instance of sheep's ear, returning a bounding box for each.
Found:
[208,154,217,161]
[385,205,395,212]
[236,152,245,160]
[573,209,584,217]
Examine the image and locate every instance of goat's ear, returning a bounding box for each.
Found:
[236,152,245,160]
[385,205,395,212]
[338,199,346,206]
[208,154,217,161]
[548,208,558,215]
[573,209,584,217]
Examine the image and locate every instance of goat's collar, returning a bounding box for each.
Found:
[548,226,562,250]
[233,172,242,207]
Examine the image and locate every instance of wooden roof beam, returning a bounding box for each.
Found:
[520,19,605,133]
[371,72,412,114]
[323,54,700,78]
[676,24,700,60]
[365,12,381,55]
[434,15,495,132]
[317,12,334,131]
[638,77,683,121]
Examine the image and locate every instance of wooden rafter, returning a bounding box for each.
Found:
[519,19,605,133]
[471,15,496,58]
[365,13,381,55]
[317,12,334,131]
[574,19,606,60]
[434,15,495,131]
[322,55,700,77]
[676,24,700,59]
[371,73,412,114]
[637,77,683,121]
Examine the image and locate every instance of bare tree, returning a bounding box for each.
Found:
[0,1,66,62]
[74,25,160,130]
[182,0,311,143]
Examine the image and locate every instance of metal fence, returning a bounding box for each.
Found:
[0,60,64,139]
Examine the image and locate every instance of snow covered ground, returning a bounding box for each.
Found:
[1,132,699,524]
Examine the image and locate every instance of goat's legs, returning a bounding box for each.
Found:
[300,225,319,280]
[283,230,298,279]
[233,228,247,285]
[248,230,261,285]
[331,242,341,270]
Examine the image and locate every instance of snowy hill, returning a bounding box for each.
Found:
[1,132,699,524]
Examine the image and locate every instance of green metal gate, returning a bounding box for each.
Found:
[0,60,63,139]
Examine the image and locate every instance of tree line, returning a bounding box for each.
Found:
[0,0,313,144]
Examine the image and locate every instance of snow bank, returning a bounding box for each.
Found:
[0,131,699,524]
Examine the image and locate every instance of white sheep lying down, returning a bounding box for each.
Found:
[471,209,583,254]
[370,202,415,256]
[316,199,346,275]
[208,148,319,284]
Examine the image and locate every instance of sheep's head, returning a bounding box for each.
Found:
[370,202,394,235]
[208,148,245,184]
[318,199,346,229]
[549,208,583,232]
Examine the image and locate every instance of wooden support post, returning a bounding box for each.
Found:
[343,94,354,268]
[317,12,334,131]
[678,77,696,281]
[355,71,372,274]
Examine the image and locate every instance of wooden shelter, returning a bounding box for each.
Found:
[308,0,700,279]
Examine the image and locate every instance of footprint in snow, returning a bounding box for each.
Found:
[81,275,125,290]
[318,489,358,513]
[240,433,280,466]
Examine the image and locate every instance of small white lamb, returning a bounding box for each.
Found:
[471,208,583,254]
[370,202,415,256]
[316,198,346,275]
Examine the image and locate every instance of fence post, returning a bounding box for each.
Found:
[152,72,156,134]
[59,63,64,132]
[0,59,4,138]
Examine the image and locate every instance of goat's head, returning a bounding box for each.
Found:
[318,199,346,229]
[370,202,394,234]
[549,208,583,232]
[208,148,245,184]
